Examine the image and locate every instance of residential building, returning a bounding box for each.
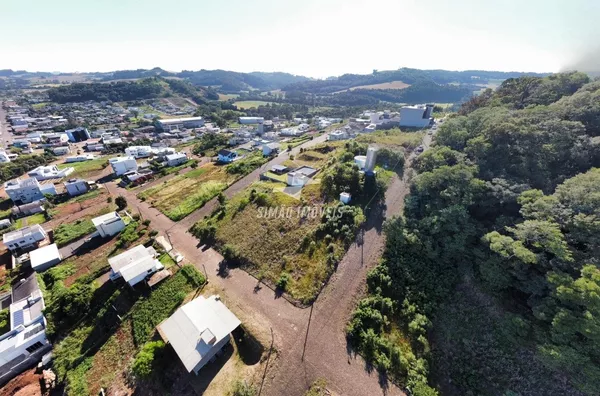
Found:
[166,153,188,167]
[108,245,163,287]
[30,244,61,272]
[0,276,50,383]
[399,104,434,128]
[262,142,280,156]
[52,146,70,156]
[238,117,264,125]
[11,201,45,218]
[125,146,153,159]
[0,151,12,163]
[65,154,96,163]
[3,224,48,252]
[27,165,74,181]
[64,179,91,196]
[217,149,238,163]
[43,133,69,145]
[109,156,138,176]
[5,178,55,205]
[65,127,90,142]
[156,117,204,131]
[159,295,241,374]
[328,130,350,141]
[92,212,126,238]
[287,171,309,187]
[0,219,11,230]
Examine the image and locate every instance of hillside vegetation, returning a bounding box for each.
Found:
[347,71,600,395]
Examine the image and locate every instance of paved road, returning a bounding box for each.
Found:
[0,104,15,149]
[106,132,432,396]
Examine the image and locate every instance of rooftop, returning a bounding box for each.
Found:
[30,243,61,271]
[91,211,122,227]
[12,273,40,303]
[108,245,162,283]
[3,224,45,244]
[10,290,44,330]
[157,117,203,124]
[159,295,241,372]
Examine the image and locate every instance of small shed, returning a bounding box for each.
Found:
[340,192,351,204]
[0,219,11,229]
[30,244,62,272]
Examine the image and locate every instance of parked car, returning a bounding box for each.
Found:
[416,145,424,153]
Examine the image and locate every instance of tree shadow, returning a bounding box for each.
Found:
[232,326,265,365]
[216,259,230,278]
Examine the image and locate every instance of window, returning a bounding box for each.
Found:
[25,341,44,354]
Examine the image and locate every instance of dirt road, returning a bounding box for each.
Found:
[105,132,431,396]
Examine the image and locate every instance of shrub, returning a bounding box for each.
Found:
[107,197,113,203]
[132,213,141,221]
[115,195,127,210]
[149,229,159,237]
[142,219,151,226]
[231,380,257,396]
[132,341,165,378]
[276,273,290,290]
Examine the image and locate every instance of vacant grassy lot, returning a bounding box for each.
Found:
[138,163,233,221]
[356,129,424,151]
[58,158,109,179]
[53,206,113,247]
[14,212,46,228]
[233,100,273,109]
[218,93,239,100]
[345,80,410,92]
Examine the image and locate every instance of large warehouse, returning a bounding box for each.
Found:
[156,117,204,131]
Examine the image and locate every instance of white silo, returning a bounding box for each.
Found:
[369,112,380,124]
[354,155,367,170]
[365,147,378,172]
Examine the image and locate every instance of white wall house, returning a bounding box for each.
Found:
[166,152,188,167]
[0,151,12,163]
[159,295,241,374]
[287,171,309,187]
[125,146,153,159]
[109,156,138,176]
[262,143,280,156]
[64,179,90,196]
[27,165,74,181]
[156,117,204,131]
[65,154,96,163]
[108,245,163,287]
[399,104,434,128]
[217,149,238,163]
[30,244,62,272]
[5,178,55,204]
[92,212,126,238]
[2,224,48,252]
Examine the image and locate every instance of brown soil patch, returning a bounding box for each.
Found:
[0,369,42,396]
[45,190,110,230]
[63,238,118,287]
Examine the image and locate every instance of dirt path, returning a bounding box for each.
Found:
[103,133,430,396]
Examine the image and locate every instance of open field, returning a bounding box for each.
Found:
[14,212,46,228]
[334,80,410,93]
[218,93,239,101]
[233,100,273,109]
[57,158,109,179]
[356,129,424,151]
[138,163,233,221]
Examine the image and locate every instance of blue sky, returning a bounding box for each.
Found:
[2,0,599,77]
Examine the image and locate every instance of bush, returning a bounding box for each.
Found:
[276,273,290,290]
[142,219,151,226]
[132,213,141,221]
[115,195,127,210]
[107,197,113,203]
[149,229,159,237]
[132,341,165,378]
[231,380,257,396]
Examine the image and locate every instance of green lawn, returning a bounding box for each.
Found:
[158,253,177,269]
[53,219,96,247]
[14,213,46,228]
[356,129,424,151]
[263,171,287,183]
[58,158,109,178]
[233,100,273,109]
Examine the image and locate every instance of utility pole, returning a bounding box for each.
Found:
[301,303,315,361]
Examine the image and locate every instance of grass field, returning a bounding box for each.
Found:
[333,80,410,93]
[356,129,424,151]
[233,100,273,109]
[138,163,234,221]
[218,93,239,101]
[14,213,46,228]
[58,158,108,179]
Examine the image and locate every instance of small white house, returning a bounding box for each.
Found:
[108,245,163,287]
[340,192,351,204]
[217,149,238,163]
[125,146,153,159]
[65,154,96,163]
[64,179,90,196]
[30,244,62,272]
[287,171,309,187]
[3,224,48,252]
[92,212,126,238]
[262,143,280,156]
[0,151,12,163]
[166,152,188,167]
[0,219,11,229]
[159,295,241,374]
[27,165,74,181]
[52,146,70,156]
[109,156,138,176]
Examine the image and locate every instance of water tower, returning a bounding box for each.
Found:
[365,147,378,173]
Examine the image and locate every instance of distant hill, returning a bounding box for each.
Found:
[46,77,212,104]
[177,70,310,92]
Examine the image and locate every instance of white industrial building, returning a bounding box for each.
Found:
[238,117,264,124]
[27,165,74,181]
[166,152,188,167]
[156,117,204,131]
[92,212,126,238]
[159,295,241,374]
[52,146,70,156]
[262,142,280,156]
[3,224,48,252]
[30,244,62,272]
[109,156,138,176]
[108,245,163,287]
[399,104,434,128]
[5,178,56,205]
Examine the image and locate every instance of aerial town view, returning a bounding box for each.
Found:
[0,1,598,396]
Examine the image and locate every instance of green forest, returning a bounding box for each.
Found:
[347,71,600,395]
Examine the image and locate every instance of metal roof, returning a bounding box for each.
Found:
[30,244,61,270]
[159,295,241,372]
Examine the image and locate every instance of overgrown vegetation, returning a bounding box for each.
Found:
[347,72,600,395]
[0,153,54,183]
[54,218,96,247]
